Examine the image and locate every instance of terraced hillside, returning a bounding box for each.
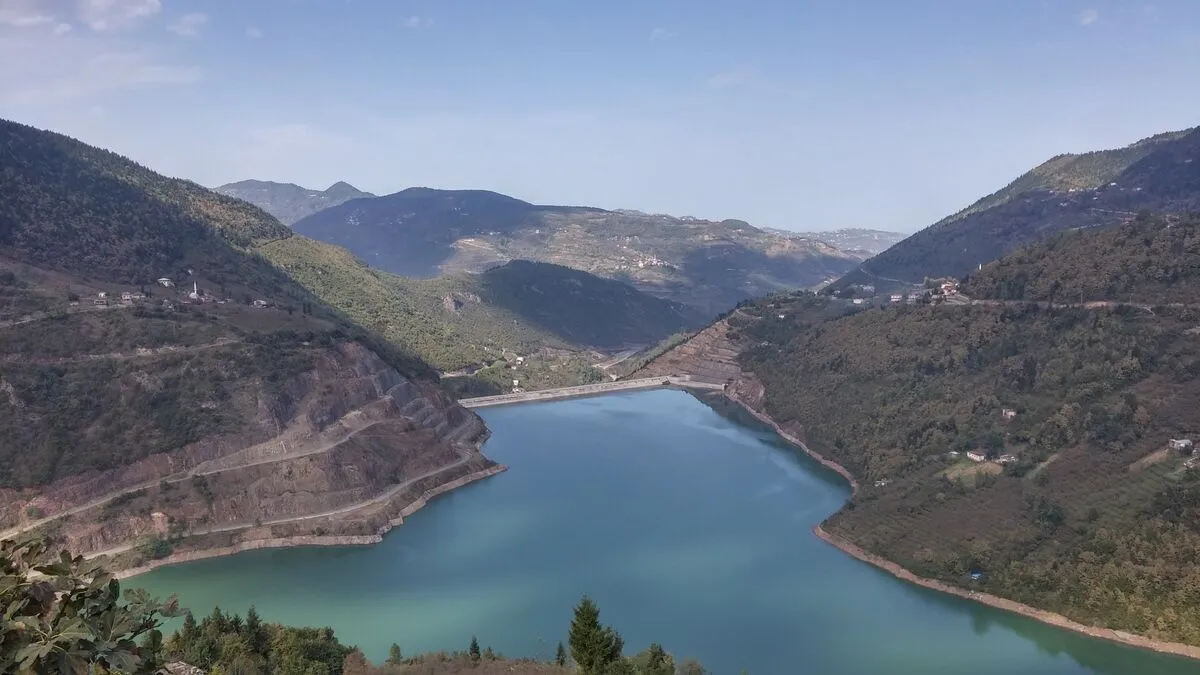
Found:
[290,187,860,314]
[0,118,496,571]
[636,215,1200,647]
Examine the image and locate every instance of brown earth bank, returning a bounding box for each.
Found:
[630,313,1200,661]
[113,465,507,579]
[1,340,501,573]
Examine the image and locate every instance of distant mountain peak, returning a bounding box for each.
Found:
[214,178,375,225]
[323,180,364,196]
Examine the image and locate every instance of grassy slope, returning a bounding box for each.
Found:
[725,216,1200,645]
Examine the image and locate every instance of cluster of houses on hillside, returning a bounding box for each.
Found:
[86,275,271,310]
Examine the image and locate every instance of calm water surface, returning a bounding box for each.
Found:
[131,390,1198,675]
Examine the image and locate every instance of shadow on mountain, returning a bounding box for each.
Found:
[470,260,710,349]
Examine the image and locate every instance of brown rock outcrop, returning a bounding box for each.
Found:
[0,341,495,571]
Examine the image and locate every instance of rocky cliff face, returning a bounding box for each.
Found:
[0,341,494,569]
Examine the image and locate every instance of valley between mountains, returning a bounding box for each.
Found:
[3,111,1200,668]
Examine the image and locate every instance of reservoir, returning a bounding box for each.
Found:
[131,390,1197,674]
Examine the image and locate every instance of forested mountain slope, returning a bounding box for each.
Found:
[637,215,1200,646]
[215,179,375,225]
[291,187,859,314]
[0,118,494,571]
[837,126,1199,290]
[266,241,711,390]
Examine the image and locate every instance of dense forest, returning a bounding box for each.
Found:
[962,213,1200,303]
[0,537,709,674]
[729,216,1200,645]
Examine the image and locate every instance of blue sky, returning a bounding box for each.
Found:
[1,1,1198,232]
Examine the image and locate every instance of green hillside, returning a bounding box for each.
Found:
[837,125,1200,291]
[941,129,1191,225]
[261,237,710,390]
[0,119,438,489]
[962,213,1200,303]
[643,215,1200,645]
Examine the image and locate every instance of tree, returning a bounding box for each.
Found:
[469,635,481,661]
[631,643,673,675]
[342,649,372,675]
[677,659,709,675]
[568,595,624,675]
[555,641,568,667]
[243,606,267,656]
[386,643,403,665]
[0,536,181,674]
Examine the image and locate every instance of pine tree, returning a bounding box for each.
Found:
[568,595,624,675]
[244,605,267,655]
[181,611,199,642]
[469,635,481,661]
[387,643,404,664]
[555,641,568,666]
[642,643,673,675]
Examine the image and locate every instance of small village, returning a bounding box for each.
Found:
[74,270,274,313]
[835,278,968,307]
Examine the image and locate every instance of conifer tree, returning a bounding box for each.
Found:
[387,643,404,664]
[555,641,568,666]
[469,635,481,661]
[568,595,624,675]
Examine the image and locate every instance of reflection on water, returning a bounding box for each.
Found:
[131,390,1197,675]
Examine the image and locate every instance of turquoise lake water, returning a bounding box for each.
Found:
[130,389,1199,674]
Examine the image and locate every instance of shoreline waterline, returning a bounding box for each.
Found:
[720,387,1200,663]
[117,465,507,580]
[122,385,1200,662]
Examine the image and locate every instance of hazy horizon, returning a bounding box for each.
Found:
[2,0,1198,234]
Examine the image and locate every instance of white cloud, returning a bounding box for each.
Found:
[650,27,677,41]
[54,23,73,35]
[1078,8,1099,26]
[0,7,54,28]
[245,26,263,39]
[402,15,429,28]
[77,0,162,32]
[167,12,207,37]
[0,31,199,107]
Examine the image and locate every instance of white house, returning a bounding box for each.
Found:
[890,294,903,303]
[997,454,1018,465]
[1170,438,1194,452]
[966,451,987,463]
[157,278,174,287]
[1002,408,1017,420]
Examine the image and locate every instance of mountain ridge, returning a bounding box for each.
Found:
[836,125,1200,291]
[288,186,860,314]
[214,179,376,226]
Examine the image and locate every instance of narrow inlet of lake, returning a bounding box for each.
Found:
[130,389,1197,675]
